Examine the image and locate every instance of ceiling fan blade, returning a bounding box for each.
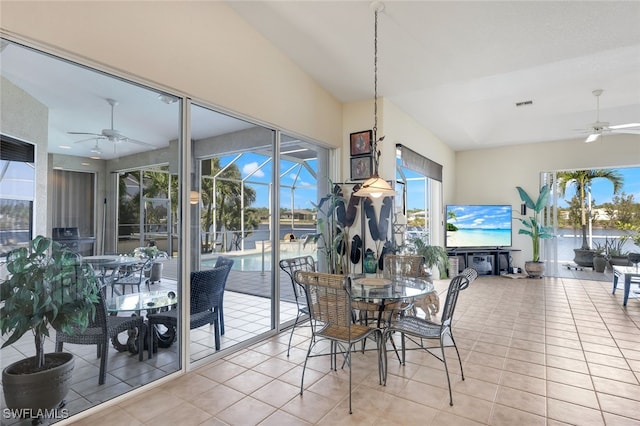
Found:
[609,123,640,130]
[73,136,105,144]
[68,131,103,137]
[585,133,600,143]
[611,129,640,135]
[123,137,155,147]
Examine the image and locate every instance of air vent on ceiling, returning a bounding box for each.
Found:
[515,100,534,107]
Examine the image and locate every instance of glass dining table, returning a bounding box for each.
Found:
[349,275,435,328]
[105,290,178,353]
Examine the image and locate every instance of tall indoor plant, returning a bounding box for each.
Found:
[1,235,100,413]
[516,184,554,277]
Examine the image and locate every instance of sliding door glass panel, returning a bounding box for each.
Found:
[191,103,275,362]
[0,39,182,416]
[278,135,326,334]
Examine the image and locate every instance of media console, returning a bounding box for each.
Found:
[447,248,520,276]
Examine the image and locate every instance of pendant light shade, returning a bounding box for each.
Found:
[355,175,395,198]
[353,1,394,199]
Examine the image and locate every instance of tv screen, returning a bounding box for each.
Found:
[446,204,512,248]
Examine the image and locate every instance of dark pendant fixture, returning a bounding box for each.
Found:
[354,1,395,199]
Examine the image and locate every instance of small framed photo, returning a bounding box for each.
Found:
[351,156,372,181]
[350,130,373,156]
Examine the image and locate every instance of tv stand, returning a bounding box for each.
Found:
[447,247,519,275]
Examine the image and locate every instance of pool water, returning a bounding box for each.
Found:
[202,252,273,272]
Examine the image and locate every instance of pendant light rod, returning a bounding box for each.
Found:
[354,1,395,199]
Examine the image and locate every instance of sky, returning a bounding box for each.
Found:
[557,166,640,207]
[234,153,640,211]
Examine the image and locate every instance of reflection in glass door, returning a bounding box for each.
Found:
[190,103,276,362]
[278,135,327,341]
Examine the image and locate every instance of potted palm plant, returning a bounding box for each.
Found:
[410,236,450,279]
[1,235,100,416]
[516,184,555,278]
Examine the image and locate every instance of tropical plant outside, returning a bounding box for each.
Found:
[556,169,623,250]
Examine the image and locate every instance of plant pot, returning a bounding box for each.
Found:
[609,255,630,267]
[2,352,74,413]
[524,261,545,278]
[573,249,594,267]
[593,255,607,273]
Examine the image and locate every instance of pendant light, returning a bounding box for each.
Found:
[354,1,395,199]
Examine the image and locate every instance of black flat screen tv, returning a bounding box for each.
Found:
[446,204,512,249]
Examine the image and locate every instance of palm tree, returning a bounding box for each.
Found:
[557,169,623,250]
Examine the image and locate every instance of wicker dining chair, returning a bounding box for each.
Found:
[382,267,478,406]
[55,286,144,385]
[295,271,383,414]
[279,256,316,356]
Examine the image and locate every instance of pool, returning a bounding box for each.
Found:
[202,251,318,272]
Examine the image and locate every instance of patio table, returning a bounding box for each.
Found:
[612,265,640,307]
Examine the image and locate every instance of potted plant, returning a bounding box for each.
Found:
[410,236,450,279]
[516,184,555,278]
[604,235,631,267]
[1,235,100,415]
[592,241,607,273]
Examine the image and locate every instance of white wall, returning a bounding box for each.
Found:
[455,134,640,262]
[0,76,48,237]
[0,1,343,148]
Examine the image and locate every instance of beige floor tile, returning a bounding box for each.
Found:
[216,396,277,425]
[430,410,485,425]
[437,391,493,424]
[190,383,246,415]
[592,376,640,401]
[602,411,640,426]
[251,379,302,408]
[588,363,638,384]
[547,398,605,425]
[597,393,640,421]
[280,389,339,424]
[547,381,599,409]
[502,357,546,379]
[258,410,311,426]
[495,385,546,416]
[489,403,546,426]
[224,369,275,394]
[146,401,212,426]
[546,366,594,389]
[584,351,630,369]
[499,370,546,396]
[545,354,590,374]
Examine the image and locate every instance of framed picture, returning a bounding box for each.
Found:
[350,156,372,180]
[350,130,373,156]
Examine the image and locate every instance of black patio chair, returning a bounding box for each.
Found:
[213,256,234,335]
[147,265,228,357]
[55,287,144,385]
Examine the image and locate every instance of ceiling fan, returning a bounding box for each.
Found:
[583,89,640,143]
[68,98,153,148]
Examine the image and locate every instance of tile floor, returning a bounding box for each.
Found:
[62,272,640,425]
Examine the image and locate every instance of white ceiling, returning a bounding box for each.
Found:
[2,1,639,159]
[229,0,640,150]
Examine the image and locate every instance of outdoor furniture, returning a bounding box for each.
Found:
[111,258,150,296]
[611,265,640,306]
[279,255,316,356]
[213,256,234,334]
[55,287,144,385]
[382,267,478,406]
[295,271,383,414]
[147,265,228,357]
